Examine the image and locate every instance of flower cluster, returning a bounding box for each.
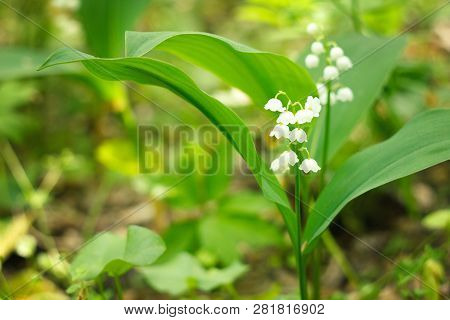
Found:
[266,92,321,174]
[305,23,354,106]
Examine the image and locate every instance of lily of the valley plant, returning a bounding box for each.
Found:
[40,22,450,300]
[264,23,355,299]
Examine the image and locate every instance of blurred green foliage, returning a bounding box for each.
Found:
[0,0,448,300]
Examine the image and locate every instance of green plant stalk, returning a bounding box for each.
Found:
[351,0,362,33]
[295,165,308,300]
[311,81,333,299]
[0,141,56,250]
[321,230,359,286]
[114,276,123,300]
[320,81,332,189]
[317,81,359,292]
[0,263,11,299]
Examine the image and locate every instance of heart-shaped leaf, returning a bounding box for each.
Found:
[70,225,165,281]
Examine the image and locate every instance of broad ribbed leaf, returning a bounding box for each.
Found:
[304,109,450,250]
[125,31,316,105]
[39,48,298,243]
[300,34,406,165]
[79,0,151,57]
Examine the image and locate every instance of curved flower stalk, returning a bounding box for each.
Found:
[265,90,322,299]
[304,23,354,109]
[304,23,356,299]
[266,92,321,175]
[304,23,354,189]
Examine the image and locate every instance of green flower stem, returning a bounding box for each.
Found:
[316,80,359,296]
[320,81,332,189]
[351,0,362,33]
[1,140,56,251]
[114,276,124,300]
[294,165,308,300]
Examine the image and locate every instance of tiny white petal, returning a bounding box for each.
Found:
[304,96,322,117]
[336,56,353,71]
[316,82,327,97]
[337,87,354,102]
[330,46,344,60]
[277,111,296,125]
[306,23,319,35]
[289,128,307,143]
[269,124,290,139]
[299,158,321,174]
[311,41,325,55]
[279,150,299,166]
[317,84,337,106]
[323,65,339,81]
[295,109,314,124]
[270,158,281,172]
[264,98,285,112]
[305,54,319,69]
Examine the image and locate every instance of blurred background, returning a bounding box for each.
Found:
[0,0,449,299]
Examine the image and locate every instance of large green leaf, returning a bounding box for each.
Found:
[70,225,165,281]
[125,31,316,105]
[79,0,151,57]
[304,109,450,250]
[300,34,406,165]
[139,252,248,296]
[39,48,298,244]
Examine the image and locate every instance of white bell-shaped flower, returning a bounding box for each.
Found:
[279,150,299,166]
[270,150,299,173]
[270,124,290,139]
[306,23,319,35]
[304,96,322,117]
[319,91,336,106]
[264,98,285,112]
[330,46,344,60]
[295,109,314,124]
[316,82,326,96]
[337,87,354,102]
[277,111,296,125]
[289,128,307,143]
[317,83,336,105]
[299,158,321,174]
[305,54,319,68]
[323,65,339,81]
[311,41,325,54]
[336,56,352,71]
[270,158,283,172]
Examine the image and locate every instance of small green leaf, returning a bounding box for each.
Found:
[304,109,450,250]
[159,220,199,263]
[70,225,165,281]
[422,209,450,230]
[139,253,247,296]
